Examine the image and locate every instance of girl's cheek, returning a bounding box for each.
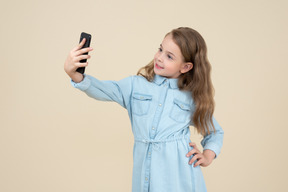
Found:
[154,51,159,57]
[155,51,163,60]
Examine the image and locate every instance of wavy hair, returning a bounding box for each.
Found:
[137,27,215,136]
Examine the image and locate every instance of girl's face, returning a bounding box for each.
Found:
[153,34,193,79]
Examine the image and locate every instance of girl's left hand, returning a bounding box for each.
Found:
[186,142,216,167]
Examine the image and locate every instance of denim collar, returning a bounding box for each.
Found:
[153,74,179,89]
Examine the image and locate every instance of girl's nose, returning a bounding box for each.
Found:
[157,53,164,62]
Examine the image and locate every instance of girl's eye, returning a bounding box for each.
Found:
[158,47,162,52]
[167,54,173,60]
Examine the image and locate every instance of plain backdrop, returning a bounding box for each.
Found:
[1,0,287,191]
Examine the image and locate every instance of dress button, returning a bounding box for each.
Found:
[159,104,162,106]
[148,152,151,155]
[152,127,155,130]
[145,177,148,181]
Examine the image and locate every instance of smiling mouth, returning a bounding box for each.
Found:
[155,63,164,69]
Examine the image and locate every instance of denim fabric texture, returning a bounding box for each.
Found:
[71,74,224,192]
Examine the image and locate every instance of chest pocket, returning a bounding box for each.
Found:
[169,99,191,123]
[132,93,152,116]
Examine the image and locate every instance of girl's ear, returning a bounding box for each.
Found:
[180,62,193,74]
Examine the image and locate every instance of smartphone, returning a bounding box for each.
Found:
[76,32,92,74]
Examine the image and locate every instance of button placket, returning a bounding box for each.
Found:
[143,79,169,192]
[150,81,168,139]
[144,144,152,191]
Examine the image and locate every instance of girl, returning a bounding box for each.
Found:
[64,27,224,192]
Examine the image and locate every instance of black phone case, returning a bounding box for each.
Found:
[76,32,91,74]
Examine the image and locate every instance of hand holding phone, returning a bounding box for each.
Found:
[76,32,92,74]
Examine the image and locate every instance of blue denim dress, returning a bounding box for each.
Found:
[71,74,224,192]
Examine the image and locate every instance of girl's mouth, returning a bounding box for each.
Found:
[155,63,164,69]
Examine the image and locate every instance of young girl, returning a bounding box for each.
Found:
[64,27,224,192]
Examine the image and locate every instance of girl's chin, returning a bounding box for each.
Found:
[153,67,160,75]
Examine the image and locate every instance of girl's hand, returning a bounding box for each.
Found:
[186,142,216,167]
[64,38,93,83]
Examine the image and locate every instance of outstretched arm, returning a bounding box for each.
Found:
[64,37,133,109]
[71,75,133,109]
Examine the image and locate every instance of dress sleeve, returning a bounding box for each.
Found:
[70,74,133,109]
[200,117,224,158]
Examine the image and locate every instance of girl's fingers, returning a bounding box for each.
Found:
[73,54,91,63]
[72,38,86,52]
[189,153,204,165]
[72,55,90,65]
[194,159,203,167]
[187,143,203,166]
[189,154,200,165]
[74,47,93,56]
[186,143,200,157]
[189,142,198,149]
[186,149,197,157]
[74,38,86,51]
[75,62,88,68]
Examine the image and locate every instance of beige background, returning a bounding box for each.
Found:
[1,0,287,191]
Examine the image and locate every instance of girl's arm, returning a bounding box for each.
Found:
[71,75,133,109]
[186,117,224,167]
[64,38,133,109]
[200,117,224,158]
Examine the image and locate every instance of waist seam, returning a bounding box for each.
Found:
[134,135,189,144]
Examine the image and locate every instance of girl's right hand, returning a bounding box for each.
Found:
[64,38,93,83]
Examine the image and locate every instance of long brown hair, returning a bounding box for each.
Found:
[137,27,215,136]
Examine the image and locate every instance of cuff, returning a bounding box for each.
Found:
[70,74,91,91]
[203,142,221,159]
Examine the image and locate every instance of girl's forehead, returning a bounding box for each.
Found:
[162,34,182,57]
